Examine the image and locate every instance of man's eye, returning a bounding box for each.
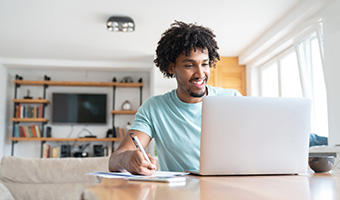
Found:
[185,65,193,68]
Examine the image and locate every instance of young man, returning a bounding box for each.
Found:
[109,21,241,175]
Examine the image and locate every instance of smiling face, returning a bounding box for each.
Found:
[169,48,210,103]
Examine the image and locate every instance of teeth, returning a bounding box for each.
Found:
[192,80,204,85]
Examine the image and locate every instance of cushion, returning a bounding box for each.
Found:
[0,156,109,200]
[0,181,14,200]
[0,156,109,184]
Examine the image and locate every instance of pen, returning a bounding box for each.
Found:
[129,133,152,165]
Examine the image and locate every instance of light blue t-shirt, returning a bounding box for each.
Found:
[130,85,241,172]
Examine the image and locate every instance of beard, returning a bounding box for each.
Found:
[188,77,208,98]
[189,87,207,98]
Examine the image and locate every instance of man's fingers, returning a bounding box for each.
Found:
[135,151,155,169]
[147,153,157,170]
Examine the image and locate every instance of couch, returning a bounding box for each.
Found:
[0,156,109,200]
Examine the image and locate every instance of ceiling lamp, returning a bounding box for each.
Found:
[106,16,135,32]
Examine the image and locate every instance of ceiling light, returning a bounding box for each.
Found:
[106,16,135,32]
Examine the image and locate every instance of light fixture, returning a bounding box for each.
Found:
[106,16,135,32]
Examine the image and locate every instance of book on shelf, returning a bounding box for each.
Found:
[25,126,32,137]
[35,125,41,137]
[30,125,37,137]
[114,127,127,138]
[13,124,20,137]
[51,146,60,158]
[15,104,20,118]
[19,126,26,137]
[13,124,42,138]
[42,143,50,158]
[38,104,43,118]
[14,104,44,118]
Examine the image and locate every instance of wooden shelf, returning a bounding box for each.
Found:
[12,99,50,104]
[10,137,122,142]
[111,110,137,114]
[13,80,143,88]
[11,118,49,122]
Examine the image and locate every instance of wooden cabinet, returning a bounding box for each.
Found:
[208,57,246,96]
[11,75,143,157]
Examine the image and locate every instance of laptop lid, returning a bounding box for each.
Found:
[198,96,311,175]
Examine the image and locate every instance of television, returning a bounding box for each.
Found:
[52,93,107,124]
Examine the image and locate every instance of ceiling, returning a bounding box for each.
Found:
[0,0,302,69]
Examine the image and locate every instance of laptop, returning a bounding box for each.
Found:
[190,96,311,175]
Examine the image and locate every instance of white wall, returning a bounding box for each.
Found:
[321,0,340,146]
[0,64,7,158]
[5,68,150,157]
[150,65,177,96]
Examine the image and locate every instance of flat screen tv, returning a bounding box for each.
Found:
[52,93,107,124]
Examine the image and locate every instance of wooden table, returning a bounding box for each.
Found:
[83,171,340,200]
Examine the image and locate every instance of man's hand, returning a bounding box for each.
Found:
[121,150,157,176]
[109,130,155,175]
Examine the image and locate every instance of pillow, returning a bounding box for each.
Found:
[0,156,109,184]
[0,180,15,200]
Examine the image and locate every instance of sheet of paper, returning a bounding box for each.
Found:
[86,171,189,179]
[128,176,186,183]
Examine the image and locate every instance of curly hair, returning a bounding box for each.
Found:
[154,21,220,78]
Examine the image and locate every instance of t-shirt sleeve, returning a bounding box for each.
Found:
[130,98,154,138]
[233,90,243,96]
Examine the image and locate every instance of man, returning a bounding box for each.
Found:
[109,21,241,175]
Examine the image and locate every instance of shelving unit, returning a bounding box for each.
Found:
[111,77,143,137]
[11,75,50,157]
[10,75,143,157]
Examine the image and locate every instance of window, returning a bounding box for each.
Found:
[296,32,328,137]
[259,31,328,137]
[259,50,302,98]
[260,63,279,97]
[280,52,303,98]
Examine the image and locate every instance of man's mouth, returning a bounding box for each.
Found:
[191,79,205,85]
[190,77,207,87]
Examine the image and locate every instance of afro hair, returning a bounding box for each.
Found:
[154,21,220,78]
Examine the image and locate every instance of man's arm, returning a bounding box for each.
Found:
[108,129,157,175]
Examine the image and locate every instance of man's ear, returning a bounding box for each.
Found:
[169,63,174,75]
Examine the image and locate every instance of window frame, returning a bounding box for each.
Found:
[294,28,328,137]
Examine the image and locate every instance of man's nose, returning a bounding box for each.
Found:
[195,66,205,78]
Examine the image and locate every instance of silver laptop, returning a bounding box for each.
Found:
[191,96,311,175]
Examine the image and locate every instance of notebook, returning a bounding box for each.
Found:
[189,96,311,175]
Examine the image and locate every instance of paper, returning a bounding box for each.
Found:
[128,176,186,183]
[86,171,189,179]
